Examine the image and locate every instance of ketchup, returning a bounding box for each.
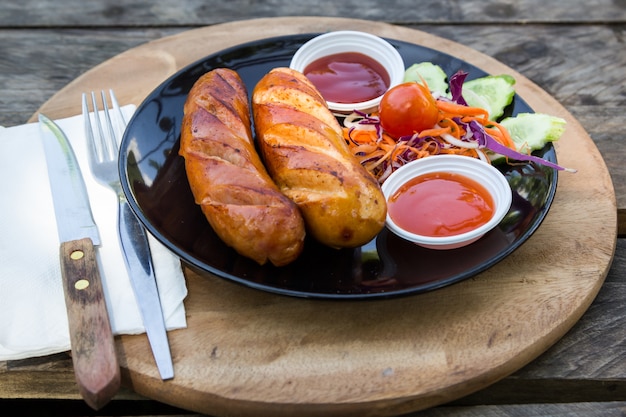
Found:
[303,52,390,103]
[388,172,494,237]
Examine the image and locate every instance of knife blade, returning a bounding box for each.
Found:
[39,113,120,410]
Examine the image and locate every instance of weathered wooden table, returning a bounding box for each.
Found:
[1,1,625,416]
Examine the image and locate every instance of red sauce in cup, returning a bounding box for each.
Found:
[388,172,495,237]
[303,52,390,104]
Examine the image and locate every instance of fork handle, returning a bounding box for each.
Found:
[117,198,174,380]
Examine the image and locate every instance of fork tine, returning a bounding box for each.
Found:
[100,91,118,158]
[97,91,117,162]
[90,92,107,162]
[84,90,122,164]
[109,89,126,138]
[82,92,91,142]
[82,92,101,168]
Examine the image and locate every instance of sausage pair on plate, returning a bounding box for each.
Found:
[180,67,386,266]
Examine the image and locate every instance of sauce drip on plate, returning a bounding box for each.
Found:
[388,172,495,237]
[304,52,390,103]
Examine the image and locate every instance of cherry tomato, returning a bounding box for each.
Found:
[378,82,439,138]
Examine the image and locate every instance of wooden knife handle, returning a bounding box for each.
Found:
[60,237,120,410]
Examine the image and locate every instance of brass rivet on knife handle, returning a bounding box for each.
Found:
[70,250,84,260]
[60,237,120,410]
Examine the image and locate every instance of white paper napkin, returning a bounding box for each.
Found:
[0,108,188,361]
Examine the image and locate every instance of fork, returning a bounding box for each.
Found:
[83,90,174,380]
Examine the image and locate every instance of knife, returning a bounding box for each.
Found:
[39,113,120,410]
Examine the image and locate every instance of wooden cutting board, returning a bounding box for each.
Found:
[34,17,617,417]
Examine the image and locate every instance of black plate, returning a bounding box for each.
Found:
[119,34,558,300]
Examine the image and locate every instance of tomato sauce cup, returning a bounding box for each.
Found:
[289,30,405,114]
[380,155,513,250]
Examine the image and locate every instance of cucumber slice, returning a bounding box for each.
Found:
[490,113,567,162]
[403,62,449,97]
[501,113,566,151]
[463,74,516,120]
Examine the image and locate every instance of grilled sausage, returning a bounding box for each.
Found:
[180,68,305,266]
[252,67,386,248]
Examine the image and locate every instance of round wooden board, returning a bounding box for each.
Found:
[34,17,617,417]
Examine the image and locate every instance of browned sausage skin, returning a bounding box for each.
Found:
[180,68,305,266]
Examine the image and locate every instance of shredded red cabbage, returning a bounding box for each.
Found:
[449,70,469,106]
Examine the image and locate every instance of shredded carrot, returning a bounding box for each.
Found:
[343,98,519,183]
[417,126,451,138]
[436,100,490,119]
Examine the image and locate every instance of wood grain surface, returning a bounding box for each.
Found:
[25,17,616,417]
